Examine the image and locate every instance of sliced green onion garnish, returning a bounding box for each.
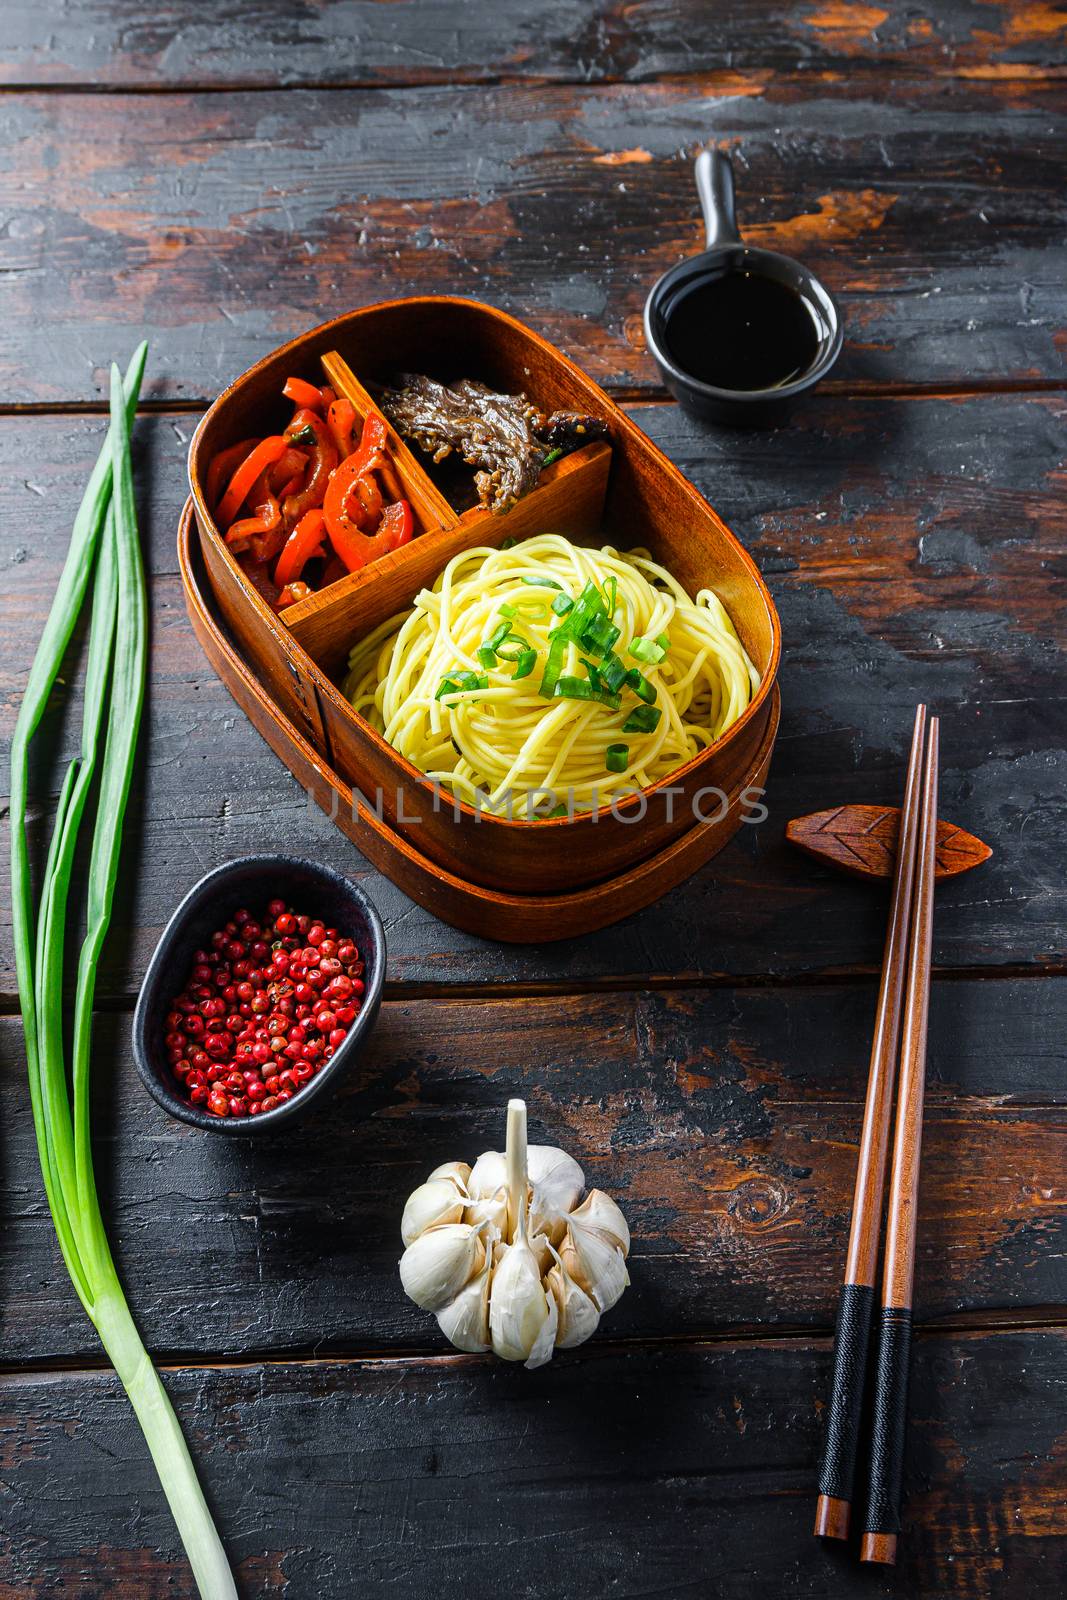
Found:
[498,602,517,619]
[605,743,629,772]
[555,674,593,700]
[513,647,537,679]
[495,633,530,662]
[551,592,574,616]
[625,667,657,704]
[539,630,568,699]
[629,635,667,665]
[437,671,489,699]
[521,575,563,590]
[567,580,604,638]
[656,632,670,650]
[477,646,497,670]
[622,704,662,733]
[487,620,511,651]
[500,536,517,550]
[602,653,628,693]
[545,802,569,817]
[555,675,622,710]
[543,447,563,467]
[578,656,602,689]
[581,613,620,655]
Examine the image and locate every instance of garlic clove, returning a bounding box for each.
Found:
[464,1182,508,1237]
[529,1229,552,1276]
[399,1223,485,1312]
[436,1250,492,1353]
[546,1249,601,1350]
[523,1280,559,1370]
[568,1188,631,1255]
[489,1240,553,1363]
[528,1145,585,1242]
[467,1149,506,1202]
[559,1214,630,1313]
[428,1160,472,1192]
[401,1179,466,1246]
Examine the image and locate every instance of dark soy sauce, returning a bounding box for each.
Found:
[663,271,821,392]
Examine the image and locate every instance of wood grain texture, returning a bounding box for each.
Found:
[0,1329,1063,1597]
[2,984,1063,1364]
[3,11,1066,1595]
[0,75,1065,404]
[2,393,1063,991]
[3,0,1065,87]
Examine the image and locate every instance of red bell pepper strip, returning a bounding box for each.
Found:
[350,413,388,482]
[283,376,334,413]
[326,495,413,573]
[356,472,384,524]
[281,409,337,530]
[322,415,388,542]
[379,498,414,550]
[273,473,302,506]
[274,509,326,590]
[268,446,308,494]
[327,398,358,460]
[216,436,289,531]
[207,438,258,510]
[224,468,282,557]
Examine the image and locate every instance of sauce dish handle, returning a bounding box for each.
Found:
[695,147,741,249]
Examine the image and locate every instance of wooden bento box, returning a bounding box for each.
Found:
[188,297,781,897]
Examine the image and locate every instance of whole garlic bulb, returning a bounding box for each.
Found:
[398,1099,630,1369]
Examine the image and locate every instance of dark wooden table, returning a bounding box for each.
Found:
[2,4,1065,1595]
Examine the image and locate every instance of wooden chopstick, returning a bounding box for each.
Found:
[815,704,929,1541]
[860,717,939,1564]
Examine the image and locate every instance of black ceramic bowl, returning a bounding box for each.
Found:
[133,856,386,1133]
[644,149,843,427]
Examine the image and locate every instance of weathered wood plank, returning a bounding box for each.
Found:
[0,76,1064,402]
[0,1329,1063,1597]
[2,987,1064,1364]
[2,393,1063,991]
[4,0,1065,88]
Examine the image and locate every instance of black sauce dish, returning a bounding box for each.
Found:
[133,856,386,1134]
[644,148,843,427]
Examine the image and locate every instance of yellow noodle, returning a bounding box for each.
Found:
[342,534,760,816]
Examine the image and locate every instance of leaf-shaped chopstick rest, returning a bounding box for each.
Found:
[786,804,991,883]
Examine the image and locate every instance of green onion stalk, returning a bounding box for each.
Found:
[10,350,236,1598]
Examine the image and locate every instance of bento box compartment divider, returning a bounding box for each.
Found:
[320,351,460,534]
[285,439,613,672]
